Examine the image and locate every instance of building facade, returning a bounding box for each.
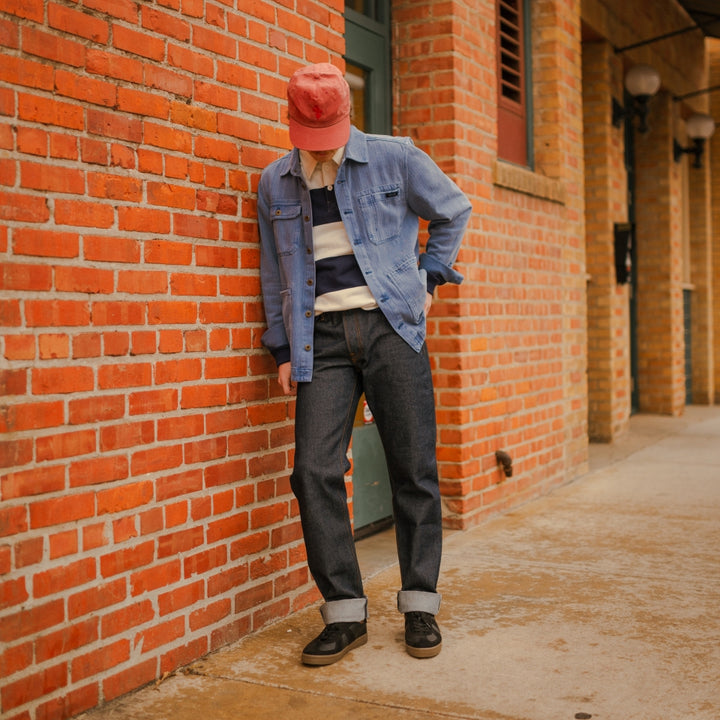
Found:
[0,1,716,718]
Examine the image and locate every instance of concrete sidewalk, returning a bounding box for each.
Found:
[82,406,720,720]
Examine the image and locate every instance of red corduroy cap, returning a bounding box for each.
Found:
[287,63,351,151]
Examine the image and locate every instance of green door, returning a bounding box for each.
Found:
[344,1,394,537]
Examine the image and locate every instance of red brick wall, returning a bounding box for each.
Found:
[393,0,588,526]
[0,1,344,718]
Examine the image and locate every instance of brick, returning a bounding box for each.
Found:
[25,300,90,327]
[117,90,169,125]
[48,2,110,43]
[55,68,117,107]
[87,108,143,142]
[55,198,115,228]
[184,436,227,464]
[32,366,94,394]
[13,227,79,257]
[14,536,43,568]
[170,272,217,296]
[145,64,193,97]
[20,161,84,194]
[148,300,197,324]
[156,468,203,500]
[98,362,152,389]
[189,597,231,631]
[130,558,181,596]
[34,557,96,598]
[157,578,204,615]
[18,92,84,130]
[0,577,29,610]
[144,238,193,265]
[0,367,26,395]
[1,465,65,499]
[67,577,126,619]
[205,458,247,488]
[71,638,129,682]
[97,481,153,515]
[86,47,143,84]
[38,333,70,359]
[118,206,171,233]
[205,355,246,379]
[22,25,86,67]
[130,444,183,475]
[100,420,154,451]
[128,388,178,415]
[30,493,95,529]
[69,394,125,424]
[87,172,143,201]
[2,335,34,360]
[135,615,184,653]
[199,301,243,323]
[0,641,33,680]
[99,542,155,579]
[92,301,145,326]
[174,213,220,240]
[56,266,114,294]
[193,24,236,57]
[70,455,130,489]
[0,438,33,468]
[157,413,203,441]
[0,401,64,432]
[72,332,102,358]
[0,598,64,643]
[181,383,226,409]
[0,189,50,222]
[49,528,79,559]
[102,658,156,703]
[147,181,196,209]
[17,126,47,155]
[113,23,165,60]
[167,43,214,77]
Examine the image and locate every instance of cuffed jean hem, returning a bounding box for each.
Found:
[397,590,441,615]
[320,597,368,624]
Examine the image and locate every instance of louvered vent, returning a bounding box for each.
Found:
[498,0,523,104]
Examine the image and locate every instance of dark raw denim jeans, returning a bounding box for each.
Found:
[291,308,442,624]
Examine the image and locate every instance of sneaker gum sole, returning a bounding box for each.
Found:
[301,633,368,666]
[405,641,442,659]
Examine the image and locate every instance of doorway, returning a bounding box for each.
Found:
[344,0,394,537]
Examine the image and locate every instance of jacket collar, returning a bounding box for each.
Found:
[280,126,368,177]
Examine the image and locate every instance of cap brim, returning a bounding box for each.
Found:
[289,116,351,151]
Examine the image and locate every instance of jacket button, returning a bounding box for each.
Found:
[307,279,313,286]
[304,215,310,222]
[305,310,312,317]
[304,344,311,351]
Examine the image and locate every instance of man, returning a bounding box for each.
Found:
[257,63,471,665]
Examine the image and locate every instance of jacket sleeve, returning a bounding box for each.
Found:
[257,173,291,367]
[404,142,472,291]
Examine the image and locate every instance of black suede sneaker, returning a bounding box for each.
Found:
[404,611,442,658]
[301,620,368,666]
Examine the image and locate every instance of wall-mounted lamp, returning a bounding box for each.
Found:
[673,113,716,168]
[612,64,662,133]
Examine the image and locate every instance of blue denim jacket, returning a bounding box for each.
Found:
[258,127,472,382]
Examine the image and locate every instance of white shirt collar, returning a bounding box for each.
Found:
[299,147,345,184]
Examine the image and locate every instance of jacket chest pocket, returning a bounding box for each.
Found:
[271,203,303,256]
[358,184,404,245]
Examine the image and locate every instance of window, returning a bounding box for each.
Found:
[496,0,530,166]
